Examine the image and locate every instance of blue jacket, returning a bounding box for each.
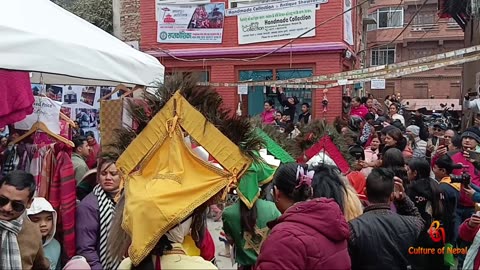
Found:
[471,184,480,203]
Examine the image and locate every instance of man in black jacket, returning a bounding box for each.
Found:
[276,88,298,123]
[433,155,462,245]
[348,168,425,270]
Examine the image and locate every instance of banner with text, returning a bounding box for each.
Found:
[237,5,316,45]
[157,3,225,44]
[226,0,327,16]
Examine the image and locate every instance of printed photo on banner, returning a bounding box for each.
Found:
[45,85,63,102]
[30,84,63,102]
[63,85,79,105]
[76,108,98,129]
[157,3,225,44]
[81,86,96,106]
[116,87,130,98]
[100,87,113,100]
[237,5,316,45]
[31,84,43,96]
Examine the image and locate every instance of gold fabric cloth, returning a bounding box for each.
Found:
[116,91,251,265]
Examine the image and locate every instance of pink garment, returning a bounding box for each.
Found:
[86,141,100,169]
[350,105,369,119]
[0,69,34,127]
[361,147,378,177]
[451,151,480,207]
[261,110,276,125]
[60,120,72,140]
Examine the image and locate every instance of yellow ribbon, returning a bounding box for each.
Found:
[222,169,239,200]
[165,98,180,137]
[165,115,179,137]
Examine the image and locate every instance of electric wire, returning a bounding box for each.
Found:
[359,0,429,53]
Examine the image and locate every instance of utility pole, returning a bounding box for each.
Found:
[361,0,376,97]
[112,0,122,39]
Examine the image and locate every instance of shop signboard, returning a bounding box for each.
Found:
[226,0,327,16]
[157,3,225,44]
[237,5,316,45]
[343,0,353,45]
[371,79,386,90]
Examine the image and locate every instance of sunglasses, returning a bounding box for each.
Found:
[0,196,26,212]
[433,128,443,132]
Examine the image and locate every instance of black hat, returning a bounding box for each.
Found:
[416,107,428,115]
[391,119,406,132]
[462,127,480,144]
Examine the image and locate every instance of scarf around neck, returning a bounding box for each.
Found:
[0,214,24,270]
[93,184,120,269]
[463,227,480,270]
[440,177,461,191]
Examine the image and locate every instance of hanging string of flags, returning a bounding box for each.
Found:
[197,45,480,89]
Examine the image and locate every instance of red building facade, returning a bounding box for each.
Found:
[132,0,362,121]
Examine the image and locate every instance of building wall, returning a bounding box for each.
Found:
[366,1,464,101]
[161,52,344,122]
[462,19,480,127]
[139,0,347,50]
[119,0,141,42]
[125,0,362,121]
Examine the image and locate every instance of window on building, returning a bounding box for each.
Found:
[447,18,461,28]
[165,71,209,82]
[371,46,396,66]
[368,7,404,30]
[414,83,429,99]
[413,12,436,25]
[239,70,274,117]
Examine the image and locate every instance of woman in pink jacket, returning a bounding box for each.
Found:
[350,97,369,119]
[260,100,276,125]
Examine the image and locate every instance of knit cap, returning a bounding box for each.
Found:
[406,125,420,137]
[462,127,480,144]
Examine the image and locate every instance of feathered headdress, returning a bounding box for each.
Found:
[105,73,264,265]
[287,120,354,168]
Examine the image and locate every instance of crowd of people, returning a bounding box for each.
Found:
[260,87,311,136]
[4,88,480,270]
[220,93,480,270]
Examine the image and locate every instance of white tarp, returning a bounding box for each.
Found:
[0,0,164,87]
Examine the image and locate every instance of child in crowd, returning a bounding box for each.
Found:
[27,197,61,270]
[298,103,312,125]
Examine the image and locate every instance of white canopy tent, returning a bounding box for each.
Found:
[0,0,164,87]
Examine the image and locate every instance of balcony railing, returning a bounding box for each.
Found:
[410,23,439,32]
[366,19,463,44]
[446,22,462,29]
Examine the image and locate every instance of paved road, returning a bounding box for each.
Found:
[208,219,237,270]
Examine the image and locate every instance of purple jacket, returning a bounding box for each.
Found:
[76,193,102,270]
